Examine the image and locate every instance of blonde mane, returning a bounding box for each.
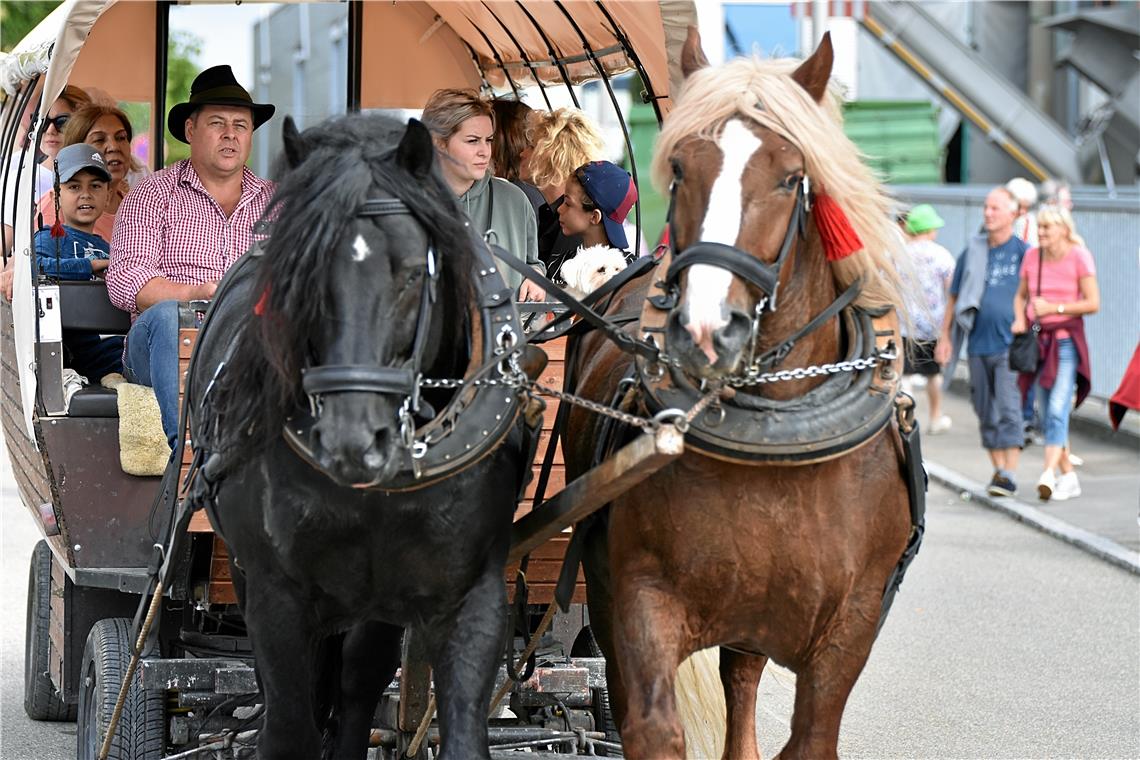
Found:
[651,56,914,315]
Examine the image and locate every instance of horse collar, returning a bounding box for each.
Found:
[638,243,903,466]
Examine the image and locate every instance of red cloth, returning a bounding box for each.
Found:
[1109,341,1140,431]
[1018,316,1091,409]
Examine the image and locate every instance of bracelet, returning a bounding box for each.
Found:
[1057,303,1066,314]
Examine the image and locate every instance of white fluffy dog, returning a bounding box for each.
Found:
[558,244,628,299]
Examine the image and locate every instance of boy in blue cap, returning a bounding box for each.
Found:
[33,143,123,381]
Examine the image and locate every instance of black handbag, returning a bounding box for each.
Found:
[1009,251,1043,374]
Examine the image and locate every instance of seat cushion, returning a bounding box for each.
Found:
[67,386,119,417]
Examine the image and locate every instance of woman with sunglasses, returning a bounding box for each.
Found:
[37,103,138,242]
[2,84,91,257]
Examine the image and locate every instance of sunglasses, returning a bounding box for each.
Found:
[44,114,70,132]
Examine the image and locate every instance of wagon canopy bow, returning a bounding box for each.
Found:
[0,0,696,443]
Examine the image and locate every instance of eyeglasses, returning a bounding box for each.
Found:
[44,114,70,132]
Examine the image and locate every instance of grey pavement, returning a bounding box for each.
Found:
[913,379,1140,558]
[1,442,75,760]
[755,480,1140,759]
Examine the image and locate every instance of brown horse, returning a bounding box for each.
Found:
[564,32,920,760]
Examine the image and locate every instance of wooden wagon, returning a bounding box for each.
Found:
[1,1,697,756]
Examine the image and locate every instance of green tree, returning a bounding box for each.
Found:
[0,1,62,52]
[163,30,202,165]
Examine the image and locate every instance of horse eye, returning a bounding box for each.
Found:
[781,173,802,191]
[671,159,684,182]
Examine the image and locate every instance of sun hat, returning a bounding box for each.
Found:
[167,65,275,144]
[54,143,112,184]
[574,161,638,250]
[904,204,945,235]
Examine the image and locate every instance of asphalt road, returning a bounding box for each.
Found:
[2,447,1137,758]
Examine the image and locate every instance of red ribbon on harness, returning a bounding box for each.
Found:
[253,286,270,316]
[813,192,862,262]
[49,218,66,239]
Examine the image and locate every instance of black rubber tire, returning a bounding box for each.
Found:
[76,618,166,760]
[571,625,620,747]
[24,539,77,721]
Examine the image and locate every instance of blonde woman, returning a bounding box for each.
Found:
[421,88,544,302]
[522,108,605,277]
[1012,205,1099,502]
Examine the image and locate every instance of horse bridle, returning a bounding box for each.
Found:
[299,198,439,442]
[658,168,863,376]
[664,171,810,317]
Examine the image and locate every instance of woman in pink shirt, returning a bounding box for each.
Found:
[1012,205,1100,502]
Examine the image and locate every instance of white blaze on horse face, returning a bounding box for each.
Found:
[683,119,762,363]
[351,234,371,262]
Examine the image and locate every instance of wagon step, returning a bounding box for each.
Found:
[509,424,685,563]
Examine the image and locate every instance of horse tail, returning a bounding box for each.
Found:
[675,647,726,760]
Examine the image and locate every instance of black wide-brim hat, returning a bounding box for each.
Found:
[167,65,275,144]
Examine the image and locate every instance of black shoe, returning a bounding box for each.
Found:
[986,473,1017,497]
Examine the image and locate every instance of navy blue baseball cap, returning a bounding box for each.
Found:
[574,161,638,250]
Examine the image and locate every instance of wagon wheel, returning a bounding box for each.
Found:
[24,540,77,721]
[76,618,166,760]
[571,626,620,751]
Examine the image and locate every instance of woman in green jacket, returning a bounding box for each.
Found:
[422,89,545,302]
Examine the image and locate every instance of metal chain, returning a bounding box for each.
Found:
[724,353,886,387]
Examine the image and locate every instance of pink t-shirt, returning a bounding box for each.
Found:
[1020,245,1095,334]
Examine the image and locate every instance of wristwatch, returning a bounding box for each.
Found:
[1057,303,1066,314]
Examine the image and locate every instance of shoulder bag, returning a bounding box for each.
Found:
[1009,250,1043,374]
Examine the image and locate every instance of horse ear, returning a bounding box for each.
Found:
[397,119,435,179]
[681,25,709,79]
[282,116,306,169]
[791,32,834,103]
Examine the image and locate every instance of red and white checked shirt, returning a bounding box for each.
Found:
[108,159,275,315]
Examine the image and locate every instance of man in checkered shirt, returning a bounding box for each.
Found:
[108,66,276,449]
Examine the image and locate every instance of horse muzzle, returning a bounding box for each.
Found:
[665,306,752,379]
[308,395,403,488]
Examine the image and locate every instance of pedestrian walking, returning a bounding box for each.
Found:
[1012,205,1099,502]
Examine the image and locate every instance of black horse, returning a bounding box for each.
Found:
[186,113,534,759]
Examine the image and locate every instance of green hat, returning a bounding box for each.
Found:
[905,204,944,234]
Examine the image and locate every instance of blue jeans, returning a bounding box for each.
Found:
[123,300,179,450]
[1040,338,1077,448]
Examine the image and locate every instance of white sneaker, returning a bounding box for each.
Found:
[929,416,952,435]
[1036,469,1056,501]
[1053,472,1081,501]
[1068,453,1084,468]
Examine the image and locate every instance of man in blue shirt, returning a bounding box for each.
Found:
[935,187,1030,496]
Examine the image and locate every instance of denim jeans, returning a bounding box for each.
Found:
[1040,338,1077,447]
[123,300,179,450]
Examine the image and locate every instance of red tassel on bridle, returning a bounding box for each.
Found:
[50,158,66,239]
[813,192,862,262]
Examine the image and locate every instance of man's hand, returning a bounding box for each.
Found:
[518,281,545,303]
[934,334,952,365]
[0,268,12,302]
[92,259,110,275]
[195,281,218,300]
